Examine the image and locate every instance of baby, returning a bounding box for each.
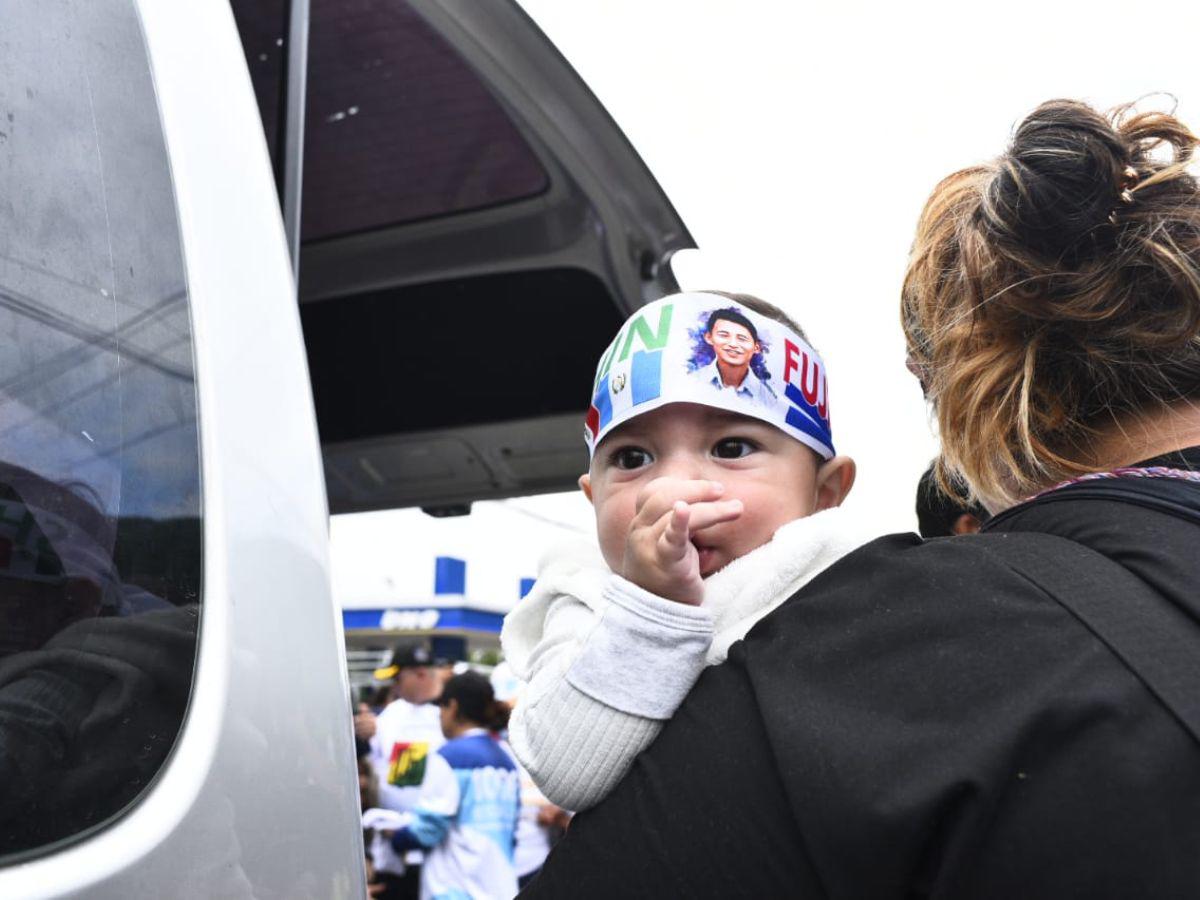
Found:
[501,291,867,810]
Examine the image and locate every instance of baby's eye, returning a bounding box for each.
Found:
[609,446,653,470]
[712,437,758,459]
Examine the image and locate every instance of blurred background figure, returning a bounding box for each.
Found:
[388,671,520,899]
[357,752,386,897]
[490,662,570,890]
[356,641,446,900]
[915,464,988,538]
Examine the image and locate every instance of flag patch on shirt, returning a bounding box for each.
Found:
[388,741,429,787]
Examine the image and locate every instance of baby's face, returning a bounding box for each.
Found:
[583,402,826,578]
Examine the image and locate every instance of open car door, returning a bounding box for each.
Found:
[0,2,688,897]
[239,0,695,514]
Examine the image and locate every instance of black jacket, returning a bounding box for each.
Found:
[525,454,1200,899]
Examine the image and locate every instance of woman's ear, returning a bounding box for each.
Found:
[578,473,594,504]
[813,455,856,511]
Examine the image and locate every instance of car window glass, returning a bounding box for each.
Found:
[300,0,549,243]
[0,0,202,859]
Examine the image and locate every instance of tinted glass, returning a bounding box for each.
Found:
[301,0,549,243]
[301,268,623,441]
[0,0,201,858]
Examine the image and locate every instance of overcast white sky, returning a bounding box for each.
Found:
[332,0,1200,611]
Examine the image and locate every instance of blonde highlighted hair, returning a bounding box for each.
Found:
[903,99,1200,508]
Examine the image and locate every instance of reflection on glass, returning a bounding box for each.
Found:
[0,0,202,858]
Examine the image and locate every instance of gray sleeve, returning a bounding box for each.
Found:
[506,574,714,809]
[508,679,661,811]
[565,575,714,720]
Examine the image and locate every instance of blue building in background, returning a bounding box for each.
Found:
[341,555,534,693]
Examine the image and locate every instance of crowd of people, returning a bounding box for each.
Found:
[353,645,570,899]
[353,95,1200,898]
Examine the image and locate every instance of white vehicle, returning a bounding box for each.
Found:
[0,0,688,895]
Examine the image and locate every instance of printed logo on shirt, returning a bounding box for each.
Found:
[387,741,429,787]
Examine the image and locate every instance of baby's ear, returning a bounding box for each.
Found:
[814,456,856,511]
[578,473,594,504]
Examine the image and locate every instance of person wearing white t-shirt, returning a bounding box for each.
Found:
[388,671,521,900]
[355,642,446,900]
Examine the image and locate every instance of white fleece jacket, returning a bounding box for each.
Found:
[501,506,870,811]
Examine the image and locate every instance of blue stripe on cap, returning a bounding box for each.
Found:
[784,382,834,454]
[593,375,613,429]
[630,350,663,406]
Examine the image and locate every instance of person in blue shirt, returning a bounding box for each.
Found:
[390,671,520,900]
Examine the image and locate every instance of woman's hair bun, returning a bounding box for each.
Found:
[902,96,1200,509]
[984,100,1129,262]
[984,98,1200,264]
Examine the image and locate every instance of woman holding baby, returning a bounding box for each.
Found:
[519,98,1200,897]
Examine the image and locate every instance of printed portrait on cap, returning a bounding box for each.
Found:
[687,305,779,408]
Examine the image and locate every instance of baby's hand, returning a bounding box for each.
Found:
[622,477,744,605]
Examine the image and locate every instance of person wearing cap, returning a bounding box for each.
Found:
[357,642,445,900]
[387,671,520,900]
[501,291,865,813]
